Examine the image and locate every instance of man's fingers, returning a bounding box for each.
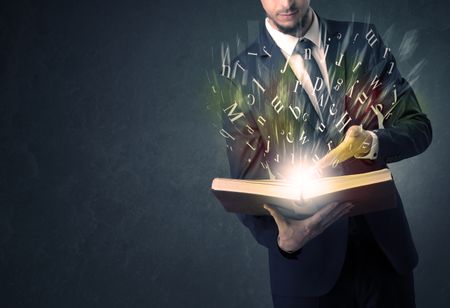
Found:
[307,201,340,226]
[308,165,323,179]
[317,145,353,169]
[263,204,287,229]
[333,150,353,165]
[316,151,338,169]
[308,201,353,227]
[321,203,353,230]
[319,202,354,229]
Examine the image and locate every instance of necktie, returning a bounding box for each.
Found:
[294,38,330,126]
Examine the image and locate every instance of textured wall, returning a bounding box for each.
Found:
[0,0,449,307]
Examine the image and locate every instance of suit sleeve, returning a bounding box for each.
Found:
[357,25,432,164]
[374,79,432,164]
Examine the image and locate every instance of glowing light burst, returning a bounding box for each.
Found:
[285,164,323,202]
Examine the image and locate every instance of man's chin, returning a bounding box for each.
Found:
[273,20,300,35]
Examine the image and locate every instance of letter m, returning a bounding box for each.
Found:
[223,101,245,123]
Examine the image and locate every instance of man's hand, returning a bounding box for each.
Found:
[317,125,373,170]
[263,202,354,253]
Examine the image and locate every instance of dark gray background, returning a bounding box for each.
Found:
[1,0,449,307]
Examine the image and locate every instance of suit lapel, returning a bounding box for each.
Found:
[256,25,321,132]
[318,18,348,129]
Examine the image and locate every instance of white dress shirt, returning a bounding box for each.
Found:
[265,11,378,160]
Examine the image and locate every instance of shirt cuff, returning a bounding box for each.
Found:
[354,130,379,160]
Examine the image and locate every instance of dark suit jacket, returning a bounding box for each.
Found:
[216,15,432,297]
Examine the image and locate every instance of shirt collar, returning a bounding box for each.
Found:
[265,9,320,56]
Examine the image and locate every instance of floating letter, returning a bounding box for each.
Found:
[223,102,244,123]
[365,29,378,47]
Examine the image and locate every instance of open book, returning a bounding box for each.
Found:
[211,169,396,220]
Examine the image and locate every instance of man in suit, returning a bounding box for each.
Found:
[215,0,432,306]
